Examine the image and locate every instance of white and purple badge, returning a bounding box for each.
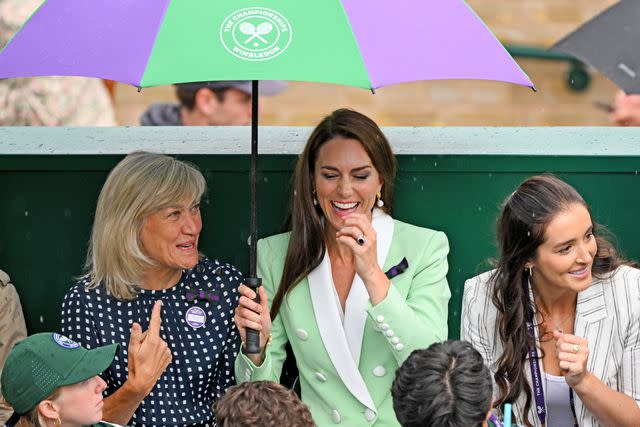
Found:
[185,306,207,329]
[52,333,80,349]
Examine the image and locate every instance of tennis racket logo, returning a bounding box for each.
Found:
[220,7,292,62]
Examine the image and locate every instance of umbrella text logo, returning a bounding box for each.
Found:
[220,7,292,62]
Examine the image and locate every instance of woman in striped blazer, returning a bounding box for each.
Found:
[461,175,640,427]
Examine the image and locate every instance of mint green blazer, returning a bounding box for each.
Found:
[235,212,450,426]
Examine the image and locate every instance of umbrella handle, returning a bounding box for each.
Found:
[244,277,262,354]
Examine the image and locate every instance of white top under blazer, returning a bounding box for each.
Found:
[461,265,640,427]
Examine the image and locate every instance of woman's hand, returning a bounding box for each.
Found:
[553,330,590,388]
[335,213,381,281]
[233,284,272,366]
[335,213,389,304]
[125,300,172,396]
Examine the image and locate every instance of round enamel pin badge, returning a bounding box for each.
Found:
[52,333,80,349]
[185,306,207,329]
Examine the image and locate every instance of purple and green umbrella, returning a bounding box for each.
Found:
[0,0,534,298]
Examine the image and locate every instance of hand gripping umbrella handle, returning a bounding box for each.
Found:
[244,277,262,354]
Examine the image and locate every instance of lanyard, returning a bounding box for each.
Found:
[489,413,503,427]
[526,320,579,427]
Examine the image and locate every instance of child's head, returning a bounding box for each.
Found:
[1,333,117,427]
[214,381,315,427]
[392,340,493,427]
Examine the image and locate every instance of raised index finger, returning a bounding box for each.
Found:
[148,300,163,336]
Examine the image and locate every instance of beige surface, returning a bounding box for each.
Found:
[113,0,619,127]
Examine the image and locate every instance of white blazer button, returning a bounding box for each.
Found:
[380,323,389,331]
[376,315,384,323]
[315,372,327,382]
[331,410,341,423]
[385,329,394,337]
[395,343,404,352]
[373,365,386,377]
[296,329,309,341]
[391,336,400,344]
[364,408,376,421]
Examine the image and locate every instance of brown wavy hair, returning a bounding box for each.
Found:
[214,381,315,427]
[269,109,397,319]
[490,174,628,427]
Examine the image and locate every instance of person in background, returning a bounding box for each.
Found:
[0,0,115,126]
[233,109,450,426]
[391,340,494,427]
[1,332,122,427]
[0,268,27,425]
[214,381,315,427]
[60,152,241,426]
[609,90,640,126]
[462,175,640,427]
[139,81,286,126]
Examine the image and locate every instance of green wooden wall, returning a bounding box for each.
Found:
[1,127,640,339]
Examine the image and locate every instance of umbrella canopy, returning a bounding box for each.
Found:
[0,0,533,89]
[550,0,640,94]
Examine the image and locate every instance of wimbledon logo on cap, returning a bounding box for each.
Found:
[52,333,80,349]
[220,7,292,62]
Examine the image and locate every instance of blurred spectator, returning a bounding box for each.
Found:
[0,268,27,424]
[609,90,640,126]
[140,81,286,126]
[392,340,493,427]
[214,381,315,427]
[0,0,116,126]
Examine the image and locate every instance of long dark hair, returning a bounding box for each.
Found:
[490,174,628,427]
[270,109,397,318]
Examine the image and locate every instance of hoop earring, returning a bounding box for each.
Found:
[376,192,384,208]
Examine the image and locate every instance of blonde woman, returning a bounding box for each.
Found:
[1,332,122,427]
[60,152,241,426]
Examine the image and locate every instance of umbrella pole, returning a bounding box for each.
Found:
[244,80,262,354]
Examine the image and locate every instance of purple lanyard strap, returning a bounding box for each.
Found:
[526,320,579,427]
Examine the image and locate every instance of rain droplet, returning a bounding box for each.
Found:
[39,315,44,323]
[434,161,438,167]
[24,210,29,217]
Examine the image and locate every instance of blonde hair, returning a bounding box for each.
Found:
[16,389,61,427]
[84,151,206,300]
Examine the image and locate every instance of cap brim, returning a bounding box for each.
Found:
[61,344,118,386]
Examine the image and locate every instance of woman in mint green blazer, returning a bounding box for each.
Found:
[234,109,451,426]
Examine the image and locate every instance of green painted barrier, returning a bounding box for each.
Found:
[1,127,640,339]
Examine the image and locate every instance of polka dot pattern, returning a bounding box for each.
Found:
[60,258,242,426]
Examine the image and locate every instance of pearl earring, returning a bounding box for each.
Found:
[376,192,384,208]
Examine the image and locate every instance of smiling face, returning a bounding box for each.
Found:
[313,137,383,233]
[140,199,202,282]
[529,203,597,294]
[52,375,107,426]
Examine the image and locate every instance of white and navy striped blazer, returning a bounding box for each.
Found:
[461,265,640,427]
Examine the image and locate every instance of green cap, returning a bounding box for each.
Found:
[0,332,118,415]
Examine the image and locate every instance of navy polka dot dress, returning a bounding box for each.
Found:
[60,258,241,427]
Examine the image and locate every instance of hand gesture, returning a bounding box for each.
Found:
[553,330,590,388]
[234,284,271,365]
[335,213,381,282]
[609,90,640,126]
[126,300,172,396]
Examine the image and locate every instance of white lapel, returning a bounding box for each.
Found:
[307,209,393,412]
[344,209,394,364]
[308,253,377,411]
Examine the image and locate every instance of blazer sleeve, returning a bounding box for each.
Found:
[366,230,450,365]
[234,237,289,383]
[460,274,494,368]
[621,272,640,408]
